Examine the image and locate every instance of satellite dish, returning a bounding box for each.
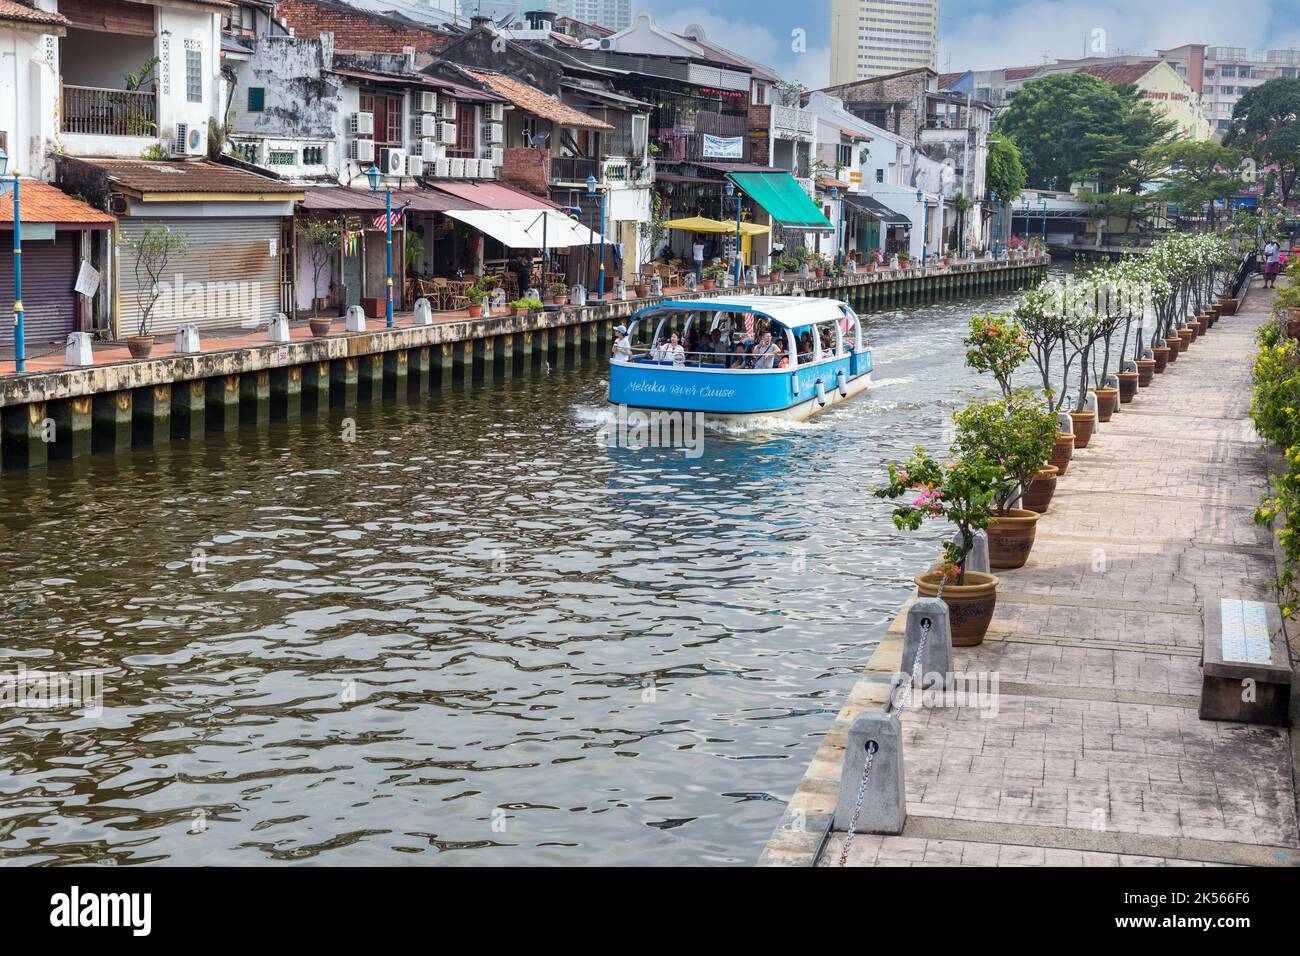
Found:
[527,131,551,148]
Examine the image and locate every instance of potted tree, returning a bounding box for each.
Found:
[124,224,187,358]
[548,281,570,306]
[875,447,1003,646]
[953,390,1059,566]
[296,217,342,336]
[466,278,493,318]
[1015,280,1086,470]
[700,263,725,290]
[865,248,882,273]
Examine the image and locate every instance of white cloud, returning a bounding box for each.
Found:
[649,6,832,87]
[938,0,1287,72]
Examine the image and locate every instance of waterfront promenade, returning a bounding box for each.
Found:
[761,277,1300,867]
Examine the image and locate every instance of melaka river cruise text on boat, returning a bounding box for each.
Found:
[608,296,873,423]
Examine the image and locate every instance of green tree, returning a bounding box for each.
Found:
[1224,77,1300,204]
[986,135,1027,205]
[1078,86,1180,194]
[997,73,1129,190]
[1151,140,1243,228]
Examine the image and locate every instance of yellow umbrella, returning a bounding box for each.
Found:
[664,216,770,265]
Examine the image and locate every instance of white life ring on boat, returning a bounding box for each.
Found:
[835,368,848,397]
[815,379,827,407]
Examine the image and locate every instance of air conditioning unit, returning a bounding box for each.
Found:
[464,159,482,178]
[438,122,457,144]
[479,160,496,180]
[490,146,503,166]
[433,158,450,178]
[418,90,438,114]
[172,122,205,156]
[449,158,466,178]
[406,155,425,177]
[439,99,456,120]
[349,138,375,162]
[488,102,504,123]
[379,147,406,176]
[349,111,375,136]
[411,138,440,158]
[108,193,130,216]
[411,114,435,138]
[488,122,503,144]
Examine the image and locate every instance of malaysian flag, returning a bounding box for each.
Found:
[372,209,402,231]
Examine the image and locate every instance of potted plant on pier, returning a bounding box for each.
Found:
[866,248,882,273]
[812,253,827,278]
[466,278,493,318]
[124,223,188,358]
[897,249,912,269]
[297,217,343,337]
[875,447,1003,646]
[953,390,1059,566]
[700,263,725,290]
[1015,279,1088,468]
[509,296,543,318]
[548,281,569,306]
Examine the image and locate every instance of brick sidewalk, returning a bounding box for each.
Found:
[762,277,1300,867]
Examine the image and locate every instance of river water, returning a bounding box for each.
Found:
[0,277,1053,866]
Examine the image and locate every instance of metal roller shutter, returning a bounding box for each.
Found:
[117,217,281,339]
[0,232,79,344]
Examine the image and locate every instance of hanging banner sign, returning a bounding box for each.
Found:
[701,134,744,159]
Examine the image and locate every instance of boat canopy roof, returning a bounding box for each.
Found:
[636,296,851,329]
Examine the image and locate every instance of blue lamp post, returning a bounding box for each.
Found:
[586,174,606,300]
[916,188,929,268]
[725,179,742,284]
[366,163,395,328]
[1039,197,1049,244]
[991,190,1001,258]
[0,149,23,373]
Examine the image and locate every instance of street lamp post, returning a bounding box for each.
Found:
[586,174,606,301]
[724,179,742,285]
[831,185,844,272]
[366,164,395,328]
[1039,198,1048,244]
[916,188,929,268]
[0,149,23,373]
[991,190,1001,258]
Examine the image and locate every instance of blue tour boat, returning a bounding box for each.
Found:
[608,295,873,422]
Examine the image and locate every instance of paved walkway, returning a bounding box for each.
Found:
[761,277,1300,867]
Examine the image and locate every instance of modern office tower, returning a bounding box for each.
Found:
[829,0,939,86]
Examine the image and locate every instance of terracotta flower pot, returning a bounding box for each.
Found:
[1219,297,1238,315]
[1049,432,1075,476]
[634,284,650,298]
[1070,411,1097,448]
[1117,371,1139,402]
[1196,315,1209,334]
[1136,359,1156,386]
[552,295,569,306]
[1187,322,1200,342]
[1091,387,1119,422]
[1151,348,1169,373]
[700,279,716,290]
[988,508,1041,569]
[1023,465,1059,514]
[126,335,154,359]
[1166,336,1183,360]
[1177,328,1194,350]
[915,571,999,647]
[467,304,484,318]
[1286,313,1300,339]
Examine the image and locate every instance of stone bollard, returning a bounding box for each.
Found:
[846,260,857,275]
[65,331,94,366]
[491,288,508,312]
[345,306,367,332]
[682,273,696,293]
[745,266,759,284]
[1104,372,1121,415]
[174,324,201,354]
[571,285,587,307]
[525,287,541,302]
[1082,390,1099,428]
[798,263,810,280]
[614,279,628,301]
[951,529,991,574]
[833,710,906,837]
[1056,410,1073,435]
[721,273,735,289]
[267,312,291,343]
[650,274,664,296]
[414,298,433,325]
[901,597,953,690]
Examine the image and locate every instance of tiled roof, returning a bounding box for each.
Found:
[277,0,448,54]
[69,159,304,197]
[1003,66,1041,81]
[1077,61,1160,85]
[0,1,68,27]
[463,70,612,130]
[937,72,965,89]
[0,179,113,226]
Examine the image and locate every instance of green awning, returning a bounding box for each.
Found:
[727,171,834,232]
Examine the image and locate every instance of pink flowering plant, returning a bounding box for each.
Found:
[875,446,1004,582]
[953,390,1058,514]
[964,312,1030,397]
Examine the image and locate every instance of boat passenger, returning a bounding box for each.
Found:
[664,332,686,367]
[612,325,632,363]
[752,331,780,369]
[709,329,728,364]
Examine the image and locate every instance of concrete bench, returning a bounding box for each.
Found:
[1200,598,1293,726]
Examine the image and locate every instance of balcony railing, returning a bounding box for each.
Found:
[61,85,158,137]
[551,155,601,183]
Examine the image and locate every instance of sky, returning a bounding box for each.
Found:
[639,0,1300,89]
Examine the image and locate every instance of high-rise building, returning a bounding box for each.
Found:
[1158,44,1300,136]
[829,0,939,87]
[459,0,630,32]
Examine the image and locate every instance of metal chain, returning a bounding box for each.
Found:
[837,612,932,866]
